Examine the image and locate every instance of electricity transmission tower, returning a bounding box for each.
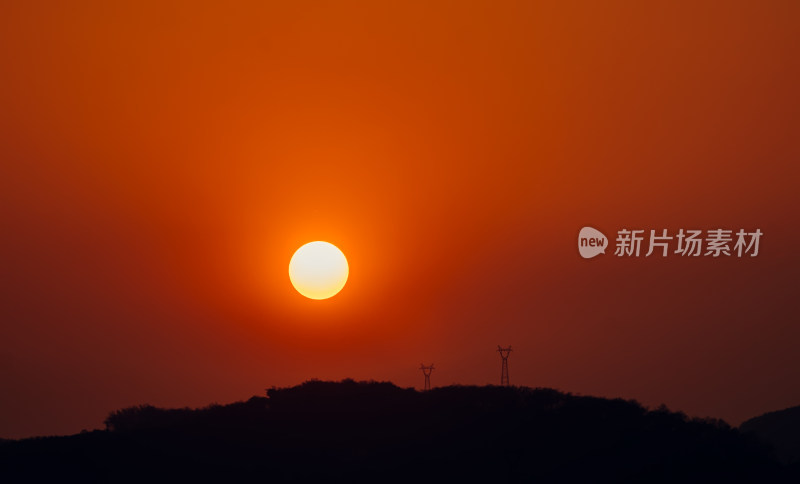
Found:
[497,346,512,386]
[420,364,435,391]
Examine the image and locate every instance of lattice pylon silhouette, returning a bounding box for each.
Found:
[420,364,435,391]
[497,346,512,386]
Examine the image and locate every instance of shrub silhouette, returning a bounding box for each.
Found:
[0,380,794,482]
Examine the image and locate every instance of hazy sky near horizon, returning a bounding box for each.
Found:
[1,1,799,438]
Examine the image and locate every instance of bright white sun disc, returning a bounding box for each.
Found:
[288,241,348,300]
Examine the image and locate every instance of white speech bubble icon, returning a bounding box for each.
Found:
[578,227,607,259]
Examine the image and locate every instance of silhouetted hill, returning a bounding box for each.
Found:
[0,380,794,482]
[741,405,800,465]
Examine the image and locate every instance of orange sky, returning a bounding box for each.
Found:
[1,1,799,438]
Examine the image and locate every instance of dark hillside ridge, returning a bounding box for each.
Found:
[0,380,793,482]
[741,405,800,465]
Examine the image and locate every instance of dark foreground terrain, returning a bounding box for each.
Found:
[741,405,800,466]
[0,380,796,482]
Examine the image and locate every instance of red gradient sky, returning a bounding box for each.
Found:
[1,1,799,438]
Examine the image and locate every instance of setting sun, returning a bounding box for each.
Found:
[288,241,349,300]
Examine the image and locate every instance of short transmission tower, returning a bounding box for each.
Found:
[420,364,435,391]
[497,346,512,386]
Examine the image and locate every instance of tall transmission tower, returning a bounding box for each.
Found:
[420,364,435,391]
[497,346,512,386]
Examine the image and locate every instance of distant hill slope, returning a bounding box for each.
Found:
[0,380,793,482]
[741,405,800,464]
